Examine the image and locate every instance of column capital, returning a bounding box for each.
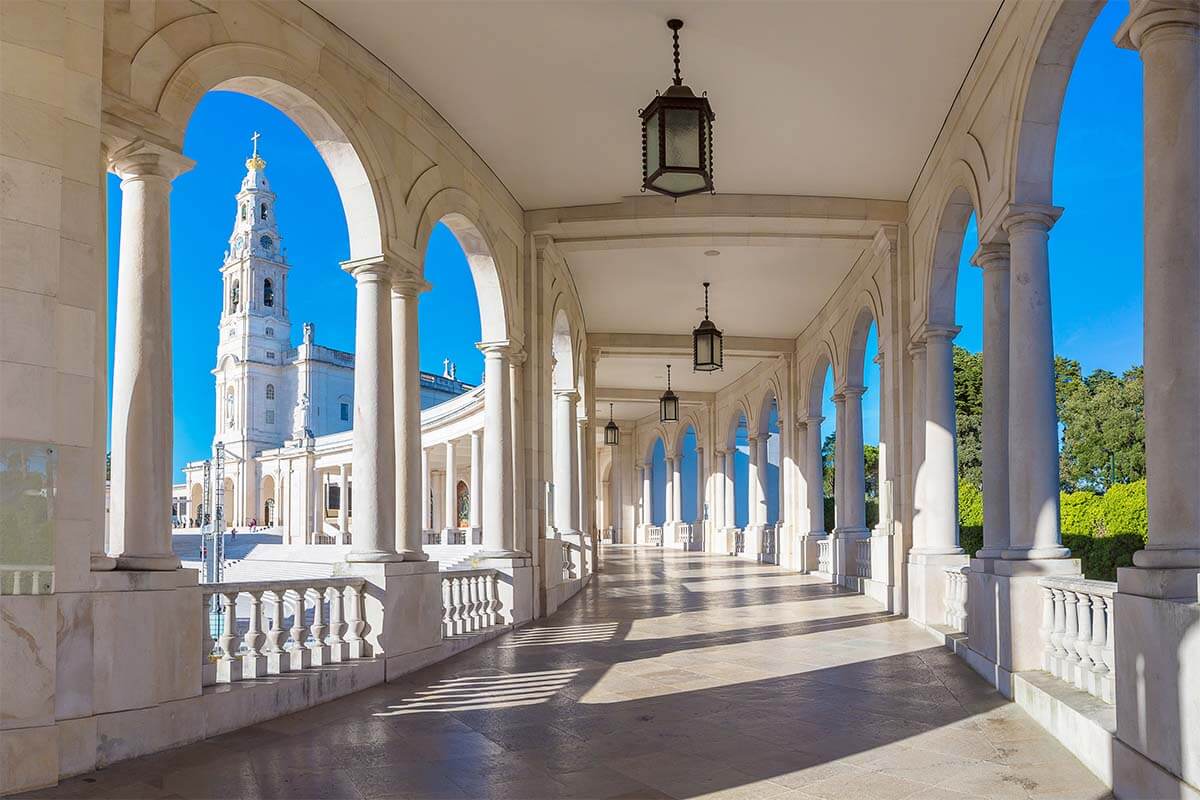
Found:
[341,255,394,282]
[553,388,580,401]
[840,384,867,399]
[477,339,514,359]
[907,336,926,356]
[1116,0,1200,50]
[390,270,431,297]
[922,324,961,343]
[830,392,846,405]
[971,242,1011,271]
[108,140,194,182]
[1000,204,1063,235]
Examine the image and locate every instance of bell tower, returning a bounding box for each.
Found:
[214,133,292,462]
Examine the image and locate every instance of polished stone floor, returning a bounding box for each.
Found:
[32,547,1113,799]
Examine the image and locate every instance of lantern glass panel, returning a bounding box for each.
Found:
[645,111,660,176]
[661,395,679,422]
[665,108,701,168]
[652,171,707,196]
[696,332,713,365]
[605,422,620,446]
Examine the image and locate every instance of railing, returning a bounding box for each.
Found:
[760,525,778,565]
[441,569,503,636]
[943,566,969,632]
[816,538,831,573]
[856,539,871,578]
[647,526,663,547]
[423,530,441,545]
[314,532,350,545]
[448,529,467,545]
[0,565,54,595]
[1038,577,1116,703]
[562,540,577,580]
[200,577,368,686]
[677,522,698,550]
[732,528,745,556]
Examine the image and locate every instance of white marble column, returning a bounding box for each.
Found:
[469,431,482,530]
[672,456,682,524]
[664,457,676,524]
[724,449,735,528]
[552,389,580,536]
[804,417,825,534]
[443,440,457,535]
[391,272,429,560]
[1002,208,1070,560]
[478,341,517,554]
[908,338,928,547]
[831,394,846,531]
[343,258,399,562]
[839,386,868,531]
[577,419,589,533]
[974,244,1012,558]
[420,448,430,531]
[338,463,349,536]
[108,143,193,570]
[642,461,653,526]
[1121,2,1200,569]
[747,437,762,527]
[714,451,726,529]
[695,447,705,523]
[916,326,963,555]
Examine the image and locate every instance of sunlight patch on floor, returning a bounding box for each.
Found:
[373,669,581,715]
[499,622,620,647]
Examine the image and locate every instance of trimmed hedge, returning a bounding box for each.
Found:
[957,479,1147,581]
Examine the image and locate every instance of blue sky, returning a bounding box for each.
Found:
[107,1,1140,479]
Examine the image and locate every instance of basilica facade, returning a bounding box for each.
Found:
[178,144,472,538]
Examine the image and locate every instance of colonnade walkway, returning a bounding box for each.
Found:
[32,548,1111,800]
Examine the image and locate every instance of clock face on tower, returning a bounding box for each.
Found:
[260,235,274,252]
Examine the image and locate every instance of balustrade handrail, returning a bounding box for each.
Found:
[204,576,364,594]
[440,567,499,578]
[1037,575,1116,596]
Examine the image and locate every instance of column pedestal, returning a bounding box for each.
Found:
[476,554,534,626]
[346,560,442,680]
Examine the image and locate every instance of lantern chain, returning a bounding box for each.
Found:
[669,19,683,86]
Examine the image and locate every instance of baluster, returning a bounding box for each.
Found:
[264,590,290,673]
[288,589,311,670]
[1101,596,1116,703]
[328,585,349,662]
[242,590,268,678]
[309,586,331,665]
[1074,592,1094,689]
[1050,587,1068,679]
[1039,585,1055,672]
[474,575,487,630]
[452,577,467,635]
[346,584,368,658]
[441,577,453,637]
[1061,590,1080,684]
[200,591,217,686]
[217,591,243,683]
[463,576,477,632]
[489,572,503,626]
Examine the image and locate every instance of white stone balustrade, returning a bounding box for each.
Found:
[1038,577,1116,703]
[647,526,664,547]
[817,538,832,574]
[562,540,577,580]
[856,540,872,578]
[0,565,54,595]
[200,577,368,686]
[440,569,502,636]
[943,566,969,632]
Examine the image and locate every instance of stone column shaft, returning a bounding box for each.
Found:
[344,259,399,562]
[108,143,193,570]
[552,390,580,535]
[724,450,735,527]
[1121,3,1200,567]
[840,387,867,531]
[918,327,963,555]
[469,431,482,529]
[975,244,1012,558]
[805,418,825,534]
[478,341,517,554]
[642,462,652,525]
[392,273,428,559]
[443,440,457,532]
[338,463,349,536]
[695,447,705,523]
[747,437,762,526]
[1003,209,1069,559]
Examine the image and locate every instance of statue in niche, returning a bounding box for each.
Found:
[225,389,235,429]
[293,392,312,439]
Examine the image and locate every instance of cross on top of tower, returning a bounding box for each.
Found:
[246,131,266,171]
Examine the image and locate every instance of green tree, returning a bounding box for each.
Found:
[863,443,879,500]
[953,346,984,490]
[1058,365,1144,491]
[822,432,836,497]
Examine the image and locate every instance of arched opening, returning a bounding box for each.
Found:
[816,364,836,532]
[650,437,667,527]
[847,310,882,533]
[456,480,470,528]
[679,424,700,525]
[189,483,204,528]
[732,413,750,529]
[260,474,275,527]
[549,309,581,536]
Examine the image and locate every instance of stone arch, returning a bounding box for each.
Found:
[1009,1,1108,207]
[642,427,671,464]
[674,408,706,455]
[755,382,782,437]
[148,44,393,261]
[188,483,204,525]
[260,474,275,526]
[416,190,511,343]
[723,400,753,450]
[926,183,980,328]
[806,352,834,418]
[845,301,880,389]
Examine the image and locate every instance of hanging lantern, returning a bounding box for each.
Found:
[604,403,620,446]
[693,281,723,372]
[639,19,716,199]
[659,364,679,423]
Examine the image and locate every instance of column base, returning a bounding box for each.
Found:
[832,526,869,580]
[1001,544,1072,560]
[344,560,442,680]
[114,554,181,571]
[906,551,970,626]
[90,554,117,571]
[345,549,404,563]
[1117,565,1200,601]
[397,549,430,562]
[1132,546,1200,570]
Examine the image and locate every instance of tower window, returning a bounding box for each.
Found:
[265,409,275,425]
[266,351,275,360]
[260,203,268,221]
[340,402,350,422]
[265,327,274,337]
[230,280,240,313]
[265,384,275,401]
[240,202,248,220]
[263,278,274,307]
